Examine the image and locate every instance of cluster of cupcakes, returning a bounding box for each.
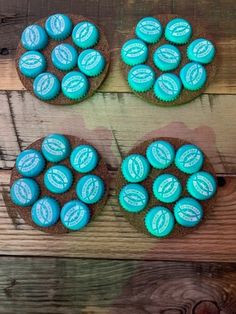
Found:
[121,16,216,102]
[10,134,107,231]
[18,14,107,102]
[118,140,217,238]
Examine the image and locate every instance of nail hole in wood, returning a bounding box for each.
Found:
[0,48,9,55]
[217,176,226,187]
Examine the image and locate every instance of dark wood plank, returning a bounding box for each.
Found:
[0,256,235,313]
[0,170,236,262]
[0,0,235,93]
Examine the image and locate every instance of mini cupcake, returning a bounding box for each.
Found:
[61,71,89,100]
[33,72,60,101]
[45,14,72,40]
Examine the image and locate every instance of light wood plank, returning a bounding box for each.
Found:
[0,91,236,174]
[0,169,236,261]
[0,0,236,93]
[0,256,235,313]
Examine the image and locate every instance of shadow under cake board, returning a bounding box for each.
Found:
[116,137,217,238]
[8,135,110,234]
[16,14,111,105]
[121,14,217,107]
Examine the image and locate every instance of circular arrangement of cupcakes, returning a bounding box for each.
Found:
[16,14,110,105]
[121,15,217,106]
[9,134,110,234]
[116,137,217,238]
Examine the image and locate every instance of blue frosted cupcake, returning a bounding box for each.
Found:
[165,18,192,44]
[78,49,105,77]
[61,71,89,100]
[180,62,207,91]
[121,39,148,66]
[21,25,48,51]
[72,21,99,49]
[51,43,78,71]
[187,38,215,64]
[154,73,182,102]
[19,51,46,78]
[153,44,181,71]
[128,65,155,92]
[135,17,162,44]
[33,72,60,101]
[45,14,72,40]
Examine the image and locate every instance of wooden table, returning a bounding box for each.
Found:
[0,0,236,313]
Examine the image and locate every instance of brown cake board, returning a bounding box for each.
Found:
[16,14,111,105]
[116,137,217,238]
[121,14,217,107]
[8,135,110,234]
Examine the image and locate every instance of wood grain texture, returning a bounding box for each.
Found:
[0,91,235,260]
[0,91,235,174]
[1,169,236,261]
[0,256,235,314]
[0,0,236,93]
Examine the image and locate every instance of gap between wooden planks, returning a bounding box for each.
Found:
[0,169,236,262]
[0,256,235,313]
[0,91,235,173]
[0,91,236,261]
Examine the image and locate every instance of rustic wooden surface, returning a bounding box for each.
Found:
[0,0,236,313]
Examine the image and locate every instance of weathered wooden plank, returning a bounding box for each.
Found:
[0,169,236,261]
[0,91,235,174]
[0,0,235,93]
[0,256,235,313]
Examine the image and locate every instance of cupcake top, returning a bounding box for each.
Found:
[145,206,175,238]
[174,197,203,227]
[180,62,207,91]
[187,38,215,64]
[165,18,192,44]
[19,51,47,78]
[187,171,217,200]
[72,21,99,49]
[60,200,90,231]
[33,72,60,100]
[44,165,73,194]
[16,149,45,177]
[41,134,71,163]
[154,73,182,102]
[121,38,148,66]
[70,145,99,173]
[119,183,149,213]
[21,25,48,51]
[175,144,204,174]
[121,154,150,183]
[45,14,73,40]
[61,71,89,100]
[128,64,155,92]
[51,43,78,71]
[153,44,181,71]
[135,17,162,44]
[76,174,105,204]
[31,197,60,227]
[10,178,40,207]
[78,49,105,77]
